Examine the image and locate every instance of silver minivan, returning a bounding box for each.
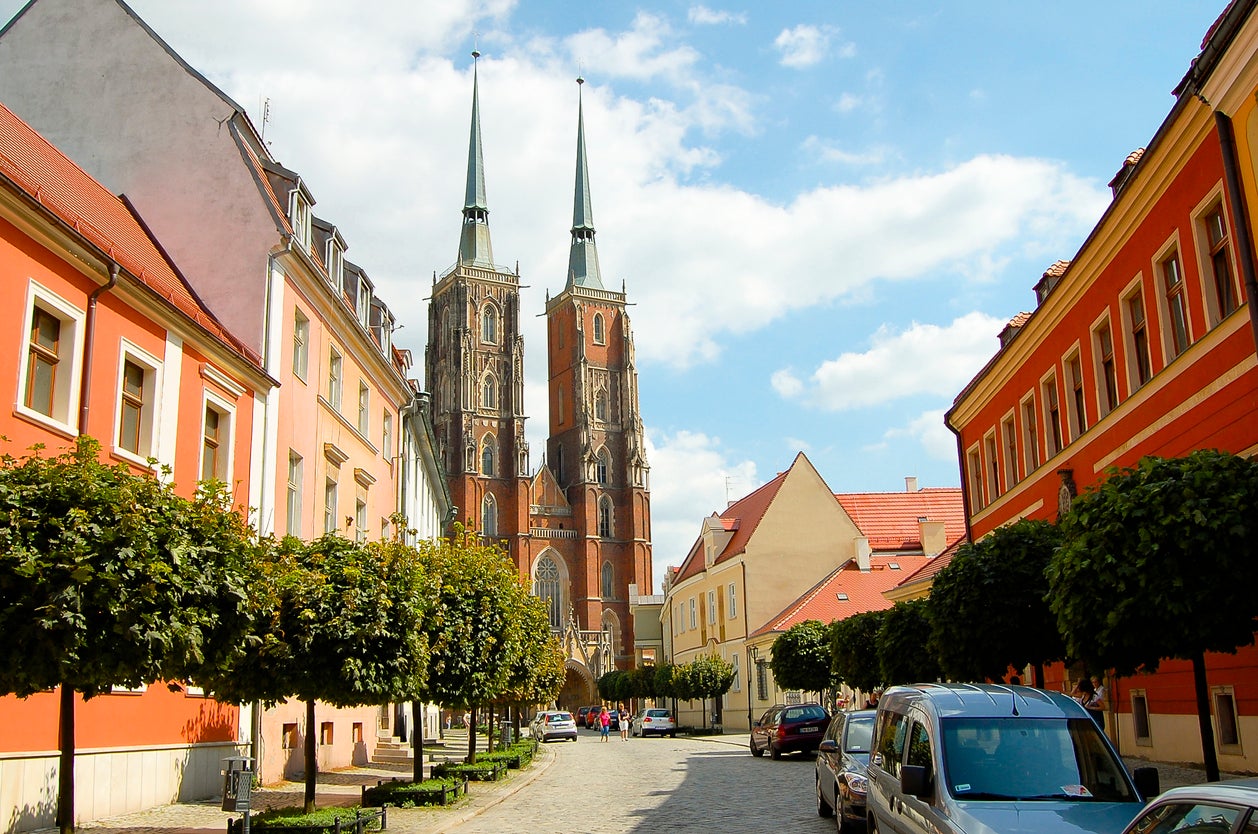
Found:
[867,683,1158,834]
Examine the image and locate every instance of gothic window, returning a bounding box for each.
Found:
[481,438,496,477]
[601,561,614,598]
[596,448,609,485]
[534,556,562,629]
[481,305,498,344]
[594,388,608,422]
[598,495,613,538]
[482,493,498,536]
[592,312,605,344]
[482,374,497,410]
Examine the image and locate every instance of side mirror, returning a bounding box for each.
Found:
[818,739,839,754]
[1132,766,1160,798]
[901,764,931,799]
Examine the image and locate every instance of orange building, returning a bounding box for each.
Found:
[947,1,1258,772]
[0,101,271,830]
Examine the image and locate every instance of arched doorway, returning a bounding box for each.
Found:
[558,659,595,711]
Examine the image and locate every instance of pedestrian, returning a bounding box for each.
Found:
[463,710,471,731]
[619,705,630,741]
[1074,677,1105,732]
[599,706,611,742]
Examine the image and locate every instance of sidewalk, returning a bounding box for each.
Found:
[44,729,554,834]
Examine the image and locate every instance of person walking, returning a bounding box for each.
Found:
[599,706,611,742]
[619,705,630,741]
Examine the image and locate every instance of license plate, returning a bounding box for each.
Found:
[799,727,819,733]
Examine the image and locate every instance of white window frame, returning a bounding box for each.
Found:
[324,476,339,534]
[1019,391,1039,476]
[382,411,393,460]
[327,346,343,410]
[355,497,368,543]
[1154,234,1193,361]
[292,308,309,382]
[707,589,717,624]
[1092,314,1120,418]
[983,430,999,499]
[689,597,697,630]
[113,341,162,465]
[482,492,498,536]
[966,444,984,511]
[728,582,737,620]
[730,653,741,693]
[199,391,236,486]
[357,381,370,435]
[1000,412,1018,489]
[17,282,85,434]
[1041,371,1063,458]
[1191,188,1240,328]
[286,451,303,536]
[1119,276,1153,392]
[1063,346,1087,442]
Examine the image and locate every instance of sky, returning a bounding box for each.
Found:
[0,0,1230,592]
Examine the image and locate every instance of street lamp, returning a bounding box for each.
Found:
[747,644,759,730]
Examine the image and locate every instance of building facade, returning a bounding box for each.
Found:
[425,72,653,706]
[947,0,1258,772]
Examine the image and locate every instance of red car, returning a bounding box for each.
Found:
[750,703,830,759]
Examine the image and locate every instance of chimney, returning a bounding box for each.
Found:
[855,537,872,571]
[919,519,947,557]
[904,476,918,492]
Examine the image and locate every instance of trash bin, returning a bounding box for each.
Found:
[221,756,254,813]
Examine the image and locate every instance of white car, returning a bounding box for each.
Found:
[630,708,676,738]
[531,710,578,742]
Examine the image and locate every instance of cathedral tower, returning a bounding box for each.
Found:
[425,53,530,567]
[540,78,652,666]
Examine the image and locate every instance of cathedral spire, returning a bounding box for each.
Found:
[458,51,494,267]
[566,76,604,290]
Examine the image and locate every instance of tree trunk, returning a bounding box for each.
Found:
[56,684,74,834]
[486,703,494,753]
[411,700,424,783]
[1033,663,1045,689]
[466,706,478,763]
[304,699,317,814]
[1192,652,1221,782]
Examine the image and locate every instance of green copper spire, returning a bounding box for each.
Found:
[566,76,604,290]
[459,51,494,267]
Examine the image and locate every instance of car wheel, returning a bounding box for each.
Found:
[834,792,848,832]
[751,739,764,757]
[816,777,833,818]
[668,732,676,738]
[770,743,782,760]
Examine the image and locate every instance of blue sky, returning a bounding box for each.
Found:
[0,0,1227,590]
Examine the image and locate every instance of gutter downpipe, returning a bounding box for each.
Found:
[1213,110,1258,352]
[77,261,121,434]
[945,411,974,545]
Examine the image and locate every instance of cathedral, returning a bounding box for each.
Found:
[425,58,653,707]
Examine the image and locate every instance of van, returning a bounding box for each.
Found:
[867,683,1158,834]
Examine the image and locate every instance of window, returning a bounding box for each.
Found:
[598,496,612,538]
[984,433,999,498]
[327,347,343,409]
[1213,687,1241,749]
[730,654,740,693]
[1203,204,1238,321]
[1132,690,1151,744]
[116,349,159,460]
[201,399,233,483]
[292,309,309,381]
[320,722,333,745]
[352,723,363,744]
[756,660,768,701]
[382,412,393,459]
[875,709,908,779]
[324,477,338,534]
[282,723,298,749]
[350,383,366,435]
[1001,416,1018,488]
[534,555,562,629]
[1042,375,1063,456]
[481,440,495,477]
[1021,396,1039,474]
[1126,289,1153,388]
[594,389,608,422]
[1132,802,1239,833]
[596,448,609,484]
[689,598,697,630]
[966,446,984,511]
[728,583,737,619]
[707,590,717,624]
[355,498,367,543]
[19,287,84,429]
[677,603,685,633]
[286,452,303,535]
[1161,251,1191,359]
[601,561,614,598]
[292,193,312,247]
[481,305,497,343]
[1095,321,1118,416]
[1066,353,1087,440]
[482,493,497,536]
[482,374,497,411]
[557,385,565,425]
[592,312,605,344]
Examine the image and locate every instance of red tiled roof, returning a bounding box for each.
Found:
[671,470,788,584]
[1006,311,1031,329]
[893,536,965,589]
[751,555,932,637]
[0,102,260,367]
[834,488,965,552]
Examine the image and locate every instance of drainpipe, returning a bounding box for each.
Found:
[1213,110,1258,352]
[77,262,121,434]
[945,415,974,544]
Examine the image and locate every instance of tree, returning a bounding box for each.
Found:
[687,654,735,728]
[877,599,941,686]
[0,438,261,833]
[204,533,431,812]
[830,610,887,695]
[769,620,834,696]
[1048,451,1258,782]
[498,584,564,753]
[929,519,1063,686]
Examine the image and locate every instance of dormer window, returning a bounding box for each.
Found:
[326,240,344,292]
[291,192,312,248]
[357,284,371,329]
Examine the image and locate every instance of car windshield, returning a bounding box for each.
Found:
[647,710,670,717]
[551,713,572,722]
[845,715,874,753]
[942,717,1135,802]
[783,706,827,721]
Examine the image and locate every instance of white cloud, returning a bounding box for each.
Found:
[645,430,758,592]
[775,312,1009,410]
[565,12,701,82]
[801,135,887,166]
[884,409,960,462]
[774,24,844,69]
[835,92,862,113]
[688,5,748,26]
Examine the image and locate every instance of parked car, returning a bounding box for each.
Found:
[575,705,593,728]
[584,705,602,729]
[608,709,622,730]
[815,709,876,831]
[531,710,578,742]
[1117,777,1258,834]
[630,708,677,738]
[750,703,830,759]
[867,683,1158,834]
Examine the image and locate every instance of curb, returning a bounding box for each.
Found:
[423,742,557,834]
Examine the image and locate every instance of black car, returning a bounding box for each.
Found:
[750,703,830,759]
[815,709,875,831]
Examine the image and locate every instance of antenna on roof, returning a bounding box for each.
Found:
[261,97,271,144]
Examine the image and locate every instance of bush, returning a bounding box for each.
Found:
[361,777,465,808]
[432,760,507,781]
[234,805,383,833]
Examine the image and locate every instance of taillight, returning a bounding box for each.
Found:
[776,725,786,739]
[644,717,652,724]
